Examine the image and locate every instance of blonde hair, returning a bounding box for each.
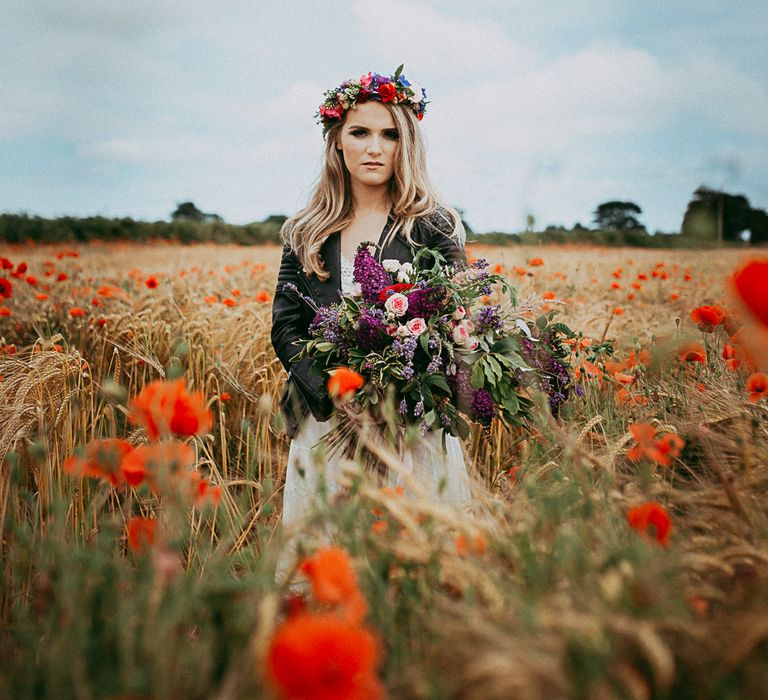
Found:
[280,100,465,280]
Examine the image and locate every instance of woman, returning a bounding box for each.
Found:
[271,67,473,536]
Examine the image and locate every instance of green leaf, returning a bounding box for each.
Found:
[471,361,485,389]
[427,373,450,393]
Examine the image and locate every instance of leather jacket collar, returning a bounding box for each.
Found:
[305,210,397,308]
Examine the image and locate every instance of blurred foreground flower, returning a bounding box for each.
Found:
[126,516,157,553]
[128,377,212,440]
[267,545,383,700]
[627,502,672,547]
[63,438,136,486]
[327,367,365,402]
[299,546,368,625]
[267,612,383,700]
[732,259,768,327]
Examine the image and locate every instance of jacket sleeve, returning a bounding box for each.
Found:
[270,244,333,421]
[420,208,468,270]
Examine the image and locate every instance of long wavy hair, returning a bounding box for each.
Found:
[280,100,466,280]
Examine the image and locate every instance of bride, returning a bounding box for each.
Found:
[270,67,473,544]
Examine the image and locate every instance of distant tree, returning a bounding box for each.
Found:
[681,187,751,243]
[748,207,768,245]
[592,201,644,230]
[171,201,205,222]
[572,222,588,231]
[262,214,288,226]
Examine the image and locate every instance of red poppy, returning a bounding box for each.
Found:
[267,612,383,700]
[68,307,85,317]
[627,423,684,467]
[732,259,768,327]
[63,438,135,486]
[300,547,367,624]
[327,368,365,401]
[677,341,706,363]
[128,378,212,440]
[378,283,413,301]
[690,305,727,332]
[627,502,672,547]
[255,290,271,303]
[528,257,544,267]
[126,516,157,553]
[145,276,159,289]
[0,278,11,298]
[746,372,768,403]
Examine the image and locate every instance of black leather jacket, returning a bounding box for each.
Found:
[270,209,468,438]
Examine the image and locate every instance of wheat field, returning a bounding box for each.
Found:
[1,240,766,699]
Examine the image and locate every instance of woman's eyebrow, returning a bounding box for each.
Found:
[347,125,398,130]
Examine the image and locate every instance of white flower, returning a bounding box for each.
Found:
[384,292,409,317]
[396,262,413,283]
[408,82,423,104]
[466,336,480,352]
[461,318,475,333]
[382,258,401,273]
[395,324,411,338]
[352,282,363,297]
[452,305,466,321]
[406,317,427,336]
[452,324,470,344]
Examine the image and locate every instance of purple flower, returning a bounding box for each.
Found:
[405,286,446,320]
[355,306,387,351]
[471,388,495,425]
[353,244,392,304]
[474,305,503,334]
[308,304,345,348]
[426,354,442,373]
[392,335,418,363]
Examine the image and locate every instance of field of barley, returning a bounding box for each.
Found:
[1,240,767,699]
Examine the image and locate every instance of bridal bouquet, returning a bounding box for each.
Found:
[282,242,575,464]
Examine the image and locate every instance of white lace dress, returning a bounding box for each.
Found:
[279,253,473,533]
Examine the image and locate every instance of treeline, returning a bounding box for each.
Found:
[471,227,696,248]
[0,213,283,245]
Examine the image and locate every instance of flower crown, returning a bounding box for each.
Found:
[315,64,429,139]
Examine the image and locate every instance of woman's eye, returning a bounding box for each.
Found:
[386,132,399,140]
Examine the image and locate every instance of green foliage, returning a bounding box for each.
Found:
[0,213,284,245]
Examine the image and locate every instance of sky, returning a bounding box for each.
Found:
[1,0,767,234]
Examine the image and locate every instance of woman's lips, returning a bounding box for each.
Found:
[363,163,383,168]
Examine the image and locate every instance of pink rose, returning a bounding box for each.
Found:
[385,323,398,336]
[466,336,480,352]
[360,72,372,88]
[406,317,427,336]
[384,292,408,317]
[452,305,466,321]
[452,324,470,344]
[461,318,475,333]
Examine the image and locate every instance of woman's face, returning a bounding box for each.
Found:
[335,100,399,189]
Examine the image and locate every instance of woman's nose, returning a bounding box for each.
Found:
[367,137,382,155]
